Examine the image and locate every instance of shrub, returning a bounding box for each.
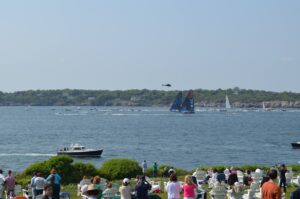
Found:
[98,158,142,180]
[69,162,98,182]
[23,156,74,184]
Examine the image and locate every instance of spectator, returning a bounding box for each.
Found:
[166,173,181,199]
[261,169,281,199]
[119,178,132,199]
[42,185,53,199]
[4,170,15,199]
[141,160,147,175]
[152,162,158,177]
[135,175,151,199]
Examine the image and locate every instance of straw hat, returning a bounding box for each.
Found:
[87,184,99,193]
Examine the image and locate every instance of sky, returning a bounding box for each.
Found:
[0,1,299,92]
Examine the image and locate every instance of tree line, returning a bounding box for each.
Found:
[0,88,300,107]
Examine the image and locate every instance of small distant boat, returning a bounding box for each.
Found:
[291,142,300,148]
[170,90,194,114]
[220,95,231,112]
[262,102,272,112]
[225,95,231,109]
[57,144,103,157]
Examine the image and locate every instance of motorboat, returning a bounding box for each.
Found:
[291,142,300,148]
[57,144,103,157]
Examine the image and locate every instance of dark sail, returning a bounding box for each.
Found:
[170,91,183,111]
[181,90,194,113]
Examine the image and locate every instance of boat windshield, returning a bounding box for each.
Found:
[73,146,85,150]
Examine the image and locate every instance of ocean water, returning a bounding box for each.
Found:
[1,106,300,173]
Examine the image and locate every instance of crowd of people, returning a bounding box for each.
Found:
[2,161,300,199]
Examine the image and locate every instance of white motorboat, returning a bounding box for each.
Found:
[57,144,103,157]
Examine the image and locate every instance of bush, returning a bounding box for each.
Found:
[23,156,74,184]
[98,158,142,180]
[69,162,98,182]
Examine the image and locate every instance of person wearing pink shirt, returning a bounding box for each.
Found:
[183,175,197,199]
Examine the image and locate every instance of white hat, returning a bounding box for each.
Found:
[123,178,130,183]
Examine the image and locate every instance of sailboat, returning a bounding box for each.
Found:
[220,95,231,112]
[170,90,194,114]
[170,91,183,112]
[225,95,231,109]
[262,102,266,111]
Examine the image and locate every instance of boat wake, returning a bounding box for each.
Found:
[0,153,56,157]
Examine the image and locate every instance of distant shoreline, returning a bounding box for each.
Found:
[1,88,300,108]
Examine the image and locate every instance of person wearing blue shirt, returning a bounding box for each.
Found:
[141,160,147,174]
[46,169,61,199]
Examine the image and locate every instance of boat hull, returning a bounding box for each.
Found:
[291,143,300,148]
[57,149,103,157]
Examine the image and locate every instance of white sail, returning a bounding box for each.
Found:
[262,102,266,110]
[225,95,231,109]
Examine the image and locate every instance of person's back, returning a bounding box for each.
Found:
[5,171,15,193]
[228,173,238,186]
[167,181,181,199]
[166,174,181,199]
[135,176,151,199]
[119,185,131,199]
[261,169,281,199]
[119,178,131,199]
[34,176,46,195]
[217,173,226,183]
[183,175,196,199]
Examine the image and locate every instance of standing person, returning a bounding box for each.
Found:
[261,169,281,199]
[33,173,46,196]
[135,175,151,199]
[152,162,158,177]
[119,178,132,199]
[46,169,61,199]
[183,175,196,199]
[42,185,53,199]
[4,170,15,199]
[0,170,5,199]
[279,164,287,193]
[166,173,181,199]
[31,172,37,199]
[142,160,147,175]
[49,175,60,199]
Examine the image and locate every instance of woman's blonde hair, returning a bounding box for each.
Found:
[184,175,193,185]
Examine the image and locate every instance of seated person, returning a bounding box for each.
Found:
[102,183,116,199]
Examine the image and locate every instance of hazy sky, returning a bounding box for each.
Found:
[0,1,299,92]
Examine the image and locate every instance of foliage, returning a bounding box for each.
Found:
[98,158,142,180]
[70,162,98,182]
[23,156,74,184]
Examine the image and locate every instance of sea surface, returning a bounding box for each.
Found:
[1,106,300,173]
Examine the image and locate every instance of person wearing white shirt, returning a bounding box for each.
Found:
[33,173,46,196]
[166,174,181,199]
[0,170,5,199]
